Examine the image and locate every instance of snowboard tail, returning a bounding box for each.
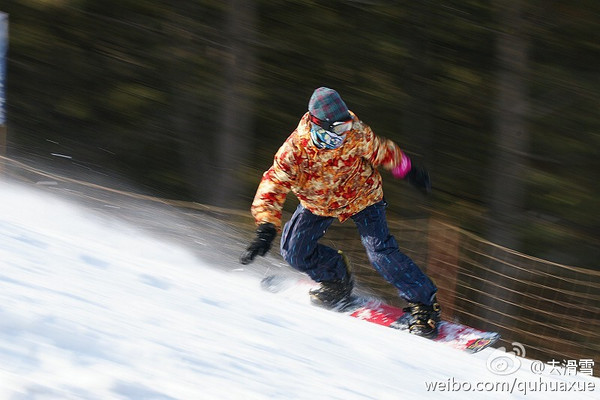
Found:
[261,274,500,354]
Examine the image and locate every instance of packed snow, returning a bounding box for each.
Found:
[0,181,597,399]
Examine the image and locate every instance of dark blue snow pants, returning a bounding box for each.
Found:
[280,200,437,305]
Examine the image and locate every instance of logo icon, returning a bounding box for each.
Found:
[486,342,526,375]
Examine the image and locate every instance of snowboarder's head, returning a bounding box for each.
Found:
[308,87,353,150]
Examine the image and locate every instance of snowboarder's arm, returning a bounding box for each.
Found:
[361,123,431,194]
[361,123,409,173]
[251,138,298,230]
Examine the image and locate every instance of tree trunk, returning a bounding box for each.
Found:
[402,1,435,162]
[478,0,531,329]
[163,5,211,202]
[487,1,531,249]
[210,0,257,208]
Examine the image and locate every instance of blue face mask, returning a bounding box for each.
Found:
[310,124,347,149]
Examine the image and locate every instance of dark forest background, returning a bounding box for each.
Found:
[3,1,599,268]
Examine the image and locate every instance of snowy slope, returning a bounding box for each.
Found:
[0,181,597,400]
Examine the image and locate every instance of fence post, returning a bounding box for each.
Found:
[0,124,5,156]
[0,13,8,173]
[426,218,460,319]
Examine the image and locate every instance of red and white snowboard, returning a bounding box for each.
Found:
[261,274,500,354]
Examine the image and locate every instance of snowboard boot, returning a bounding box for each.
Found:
[404,296,441,339]
[309,251,354,309]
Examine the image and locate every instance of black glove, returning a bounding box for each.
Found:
[406,165,431,195]
[240,223,277,265]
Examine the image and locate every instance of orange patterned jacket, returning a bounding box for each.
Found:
[251,111,407,230]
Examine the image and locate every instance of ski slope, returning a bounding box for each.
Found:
[0,181,597,399]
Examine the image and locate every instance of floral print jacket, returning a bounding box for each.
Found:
[251,111,407,230]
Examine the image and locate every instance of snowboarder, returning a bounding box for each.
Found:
[240,87,441,338]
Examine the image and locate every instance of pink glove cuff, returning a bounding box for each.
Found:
[392,153,412,179]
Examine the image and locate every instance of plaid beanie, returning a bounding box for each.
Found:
[308,87,351,122]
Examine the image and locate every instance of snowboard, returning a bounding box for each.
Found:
[261,274,500,354]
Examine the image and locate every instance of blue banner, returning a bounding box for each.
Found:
[0,13,7,125]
